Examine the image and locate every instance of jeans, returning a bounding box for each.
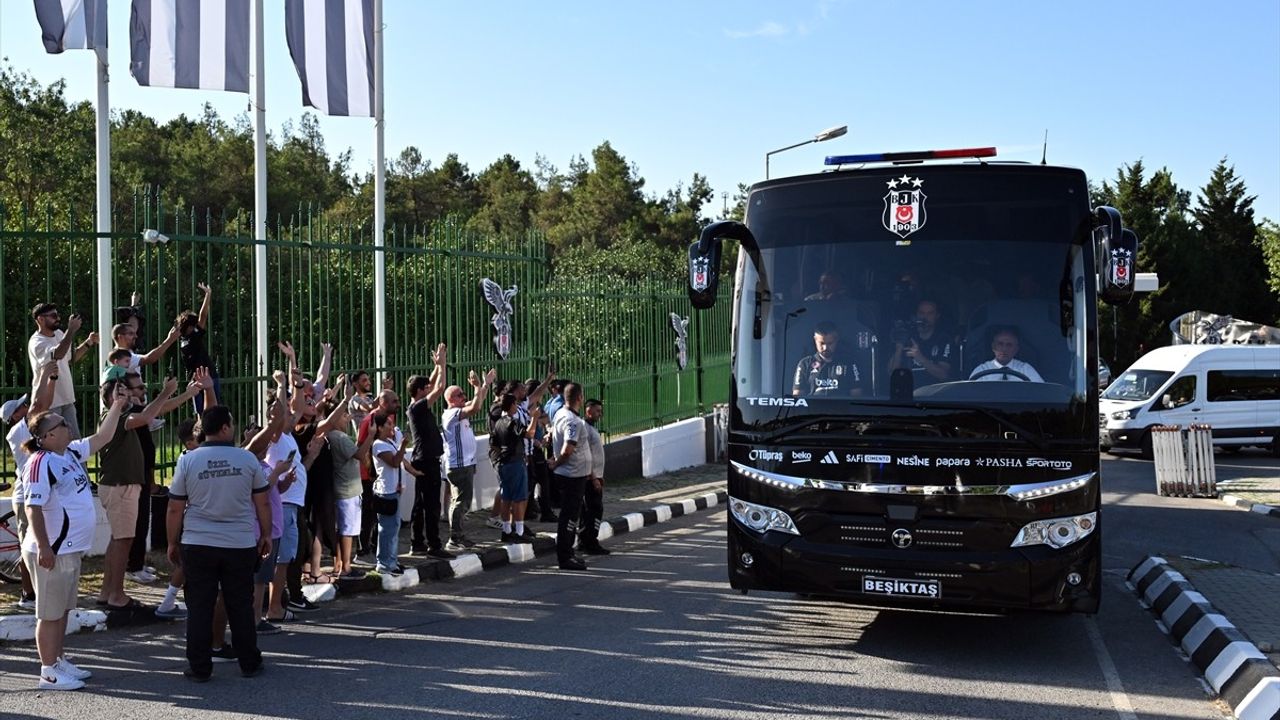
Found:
[181,544,262,676]
[410,459,443,549]
[376,494,400,570]
[553,474,589,562]
[445,465,475,541]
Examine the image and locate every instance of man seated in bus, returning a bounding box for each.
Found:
[792,321,867,397]
[804,270,849,301]
[887,299,954,387]
[968,327,1044,382]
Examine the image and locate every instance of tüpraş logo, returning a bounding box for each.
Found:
[749,449,783,462]
[744,397,809,407]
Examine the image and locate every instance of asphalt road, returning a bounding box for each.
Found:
[4,452,1275,719]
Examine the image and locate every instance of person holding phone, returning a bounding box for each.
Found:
[27,303,99,440]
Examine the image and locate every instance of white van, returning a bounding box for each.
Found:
[1100,344,1280,457]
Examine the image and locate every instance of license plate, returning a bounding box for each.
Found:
[862,575,941,599]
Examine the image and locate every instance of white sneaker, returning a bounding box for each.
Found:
[39,665,85,690]
[143,565,157,574]
[125,569,156,584]
[485,517,503,530]
[55,657,92,680]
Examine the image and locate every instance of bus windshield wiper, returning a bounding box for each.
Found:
[752,411,952,445]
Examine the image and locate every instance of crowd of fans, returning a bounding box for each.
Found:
[4,288,611,688]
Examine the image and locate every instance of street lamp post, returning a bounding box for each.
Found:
[765,125,848,179]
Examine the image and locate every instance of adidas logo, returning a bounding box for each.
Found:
[820,451,840,465]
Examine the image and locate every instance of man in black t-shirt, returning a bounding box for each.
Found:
[792,321,867,397]
[406,344,451,559]
[888,299,955,387]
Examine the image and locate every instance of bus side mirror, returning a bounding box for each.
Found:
[1094,206,1139,306]
[688,220,757,309]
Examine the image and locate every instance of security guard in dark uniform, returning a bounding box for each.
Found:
[792,321,868,397]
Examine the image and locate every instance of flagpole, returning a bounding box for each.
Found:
[94,44,112,368]
[373,0,387,378]
[252,0,269,389]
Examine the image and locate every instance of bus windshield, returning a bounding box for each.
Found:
[733,168,1094,432]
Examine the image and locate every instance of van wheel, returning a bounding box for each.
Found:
[1139,432,1154,460]
[1220,445,1241,455]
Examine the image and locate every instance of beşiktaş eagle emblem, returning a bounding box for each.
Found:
[481,278,518,359]
[670,312,690,370]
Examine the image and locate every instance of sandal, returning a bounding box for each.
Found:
[266,609,297,623]
[304,572,335,585]
[105,598,144,611]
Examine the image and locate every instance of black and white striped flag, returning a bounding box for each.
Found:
[128,0,250,92]
[284,0,375,117]
[34,0,108,53]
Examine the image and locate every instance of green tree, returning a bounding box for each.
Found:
[467,154,538,239]
[1258,219,1280,312]
[1191,159,1278,323]
[0,67,94,221]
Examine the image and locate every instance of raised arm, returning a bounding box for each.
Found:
[425,343,448,405]
[462,367,496,417]
[124,376,179,430]
[30,362,58,415]
[313,342,334,391]
[85,387,131,454]
[50,314,82,361]
[196,282,212,330]
[245,372,288,456]
[139,325,180,366]
[526,360,556,405]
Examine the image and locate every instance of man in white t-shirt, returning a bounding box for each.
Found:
[968,328,1045,383]
[27,303,98,440]
[441,367,495,552]
[4,362,61,610]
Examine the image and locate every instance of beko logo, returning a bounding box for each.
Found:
[749,449,783,462]
[1027,458,1074,470]
[791,451,813,463]
[745,397,809,407]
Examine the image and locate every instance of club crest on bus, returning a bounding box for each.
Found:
[481,278,518,360]
[882,175,927,240]
[690,255,710,292]
[1109,247,1132,288]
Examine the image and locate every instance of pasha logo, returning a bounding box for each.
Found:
[883,175,927,240]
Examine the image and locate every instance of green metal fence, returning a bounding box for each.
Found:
[1,193,732,483]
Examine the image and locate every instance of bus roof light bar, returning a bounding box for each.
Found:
[825,147,997,166]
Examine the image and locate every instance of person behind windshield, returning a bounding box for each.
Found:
[969,328,1044,382]
[792,321,866,397]
[887,299,954,386]
[804,271,848,301]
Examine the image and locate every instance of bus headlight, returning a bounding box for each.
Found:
[1010,512,1097,549]
[729,496,800,536]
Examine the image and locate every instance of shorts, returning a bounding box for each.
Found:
[254,538,281,584]
[278,503,301,564]
[498,460,529,502]
[336,496,362,537]
[24,551,82,620]
[99,484,141,539]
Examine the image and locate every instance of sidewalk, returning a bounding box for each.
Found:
[0,464,728,631]
[1212,453,1280,518]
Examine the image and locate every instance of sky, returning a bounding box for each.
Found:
[1,1,1278,222]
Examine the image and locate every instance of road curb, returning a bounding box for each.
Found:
[1128,556,1280,720]
[0,488,729,643]
[1220,494,1280,520]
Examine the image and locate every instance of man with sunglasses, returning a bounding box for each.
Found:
[27,303,99,440]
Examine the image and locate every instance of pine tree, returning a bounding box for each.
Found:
[1191,159,1278,323]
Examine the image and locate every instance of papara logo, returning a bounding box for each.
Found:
[745,397,809,407]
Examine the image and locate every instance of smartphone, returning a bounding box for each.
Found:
[287,449,297,462]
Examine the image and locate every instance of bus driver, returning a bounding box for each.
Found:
[792,321,867,397]
[969,328,1044,382]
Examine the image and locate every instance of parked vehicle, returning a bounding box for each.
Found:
[1100,345,1280,457]
[1098,359,1112,391]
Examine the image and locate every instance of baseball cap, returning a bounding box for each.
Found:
[1,394,29,424]
[104,365,129,382]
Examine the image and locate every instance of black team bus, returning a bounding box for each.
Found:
[687,148,1138,613]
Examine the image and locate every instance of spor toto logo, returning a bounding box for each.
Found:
[891,528,913,549]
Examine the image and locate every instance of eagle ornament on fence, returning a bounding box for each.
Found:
[670,313,690,371]
[482,278,518,360]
